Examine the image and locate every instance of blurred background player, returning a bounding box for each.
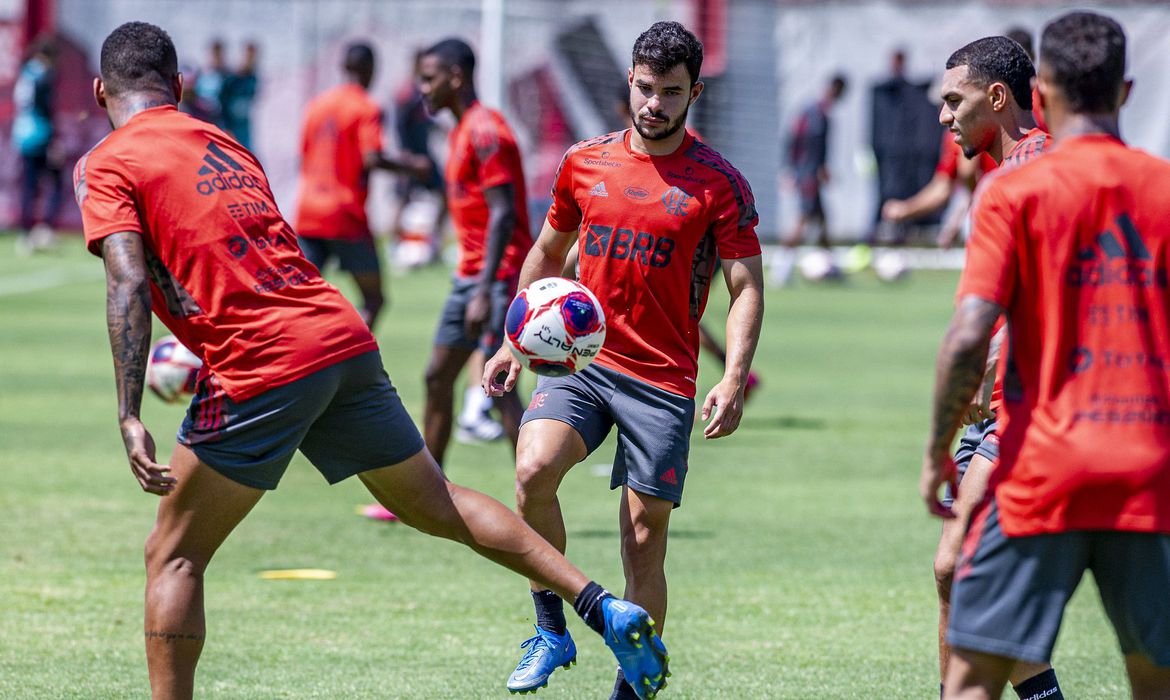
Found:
[864,48,943,249]
[483,21,764,699]
[294,42,429,331]
[926,35,1060,700]
[416,37,532,468]
[192,39,227,128]
[390,48,446,271]
[771,74,847,286]
[12,36,63,255]
[221,41,259,150]
[77,22,669,700]
[923,12,1170,699]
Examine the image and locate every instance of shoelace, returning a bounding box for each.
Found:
[514,634,548,671]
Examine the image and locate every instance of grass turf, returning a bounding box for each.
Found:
[0,235,1128,698]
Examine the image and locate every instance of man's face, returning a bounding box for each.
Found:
[939,64,997,159]
[628,63,699,141]
[417,54,456,114]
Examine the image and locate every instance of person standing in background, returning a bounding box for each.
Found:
[12,36,63,255]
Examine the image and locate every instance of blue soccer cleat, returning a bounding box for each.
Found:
[507,625,577,694]
[601,598,670,700]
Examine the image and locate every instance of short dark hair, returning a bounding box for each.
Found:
[946,35,1035,110]
[632,21,703,86]
[344,42,375,74]
[1040,11,1126,114]
[100,21,178,97]
[423,37,476,78]
[1004,27,1034,60]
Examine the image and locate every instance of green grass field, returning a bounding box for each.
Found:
[0,235,1129,698]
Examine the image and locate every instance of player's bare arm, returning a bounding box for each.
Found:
[102,231,174,496]
[702,254,764,439]
[482,218,575,396]
[364,150,433,181]
[963,324,1004,425]
[465,183,518,338]
[922,294,1002,515]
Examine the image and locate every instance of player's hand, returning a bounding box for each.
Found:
[482,346,521,397]
[464,290,491,340]
[701,376,745,439]
[961,374,996,425]
[119,417,174,496]
[881,199,909,222]
[920,451,958,519]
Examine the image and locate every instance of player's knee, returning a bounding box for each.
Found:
[144,539,207,582]
[423,364,453,396]
[515,454,560,503]
[933,551,956,600]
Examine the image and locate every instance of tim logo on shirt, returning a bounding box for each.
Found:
[196,142,263,197]
[1067,213,1167,289]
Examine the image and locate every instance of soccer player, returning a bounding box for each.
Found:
[483,21,763,699]
[415,38,533,468]
[923,11,1170,699]
[76,22,668,700]
[926,35,1061,700]
[773,74,847,282]
[295,42,426,330]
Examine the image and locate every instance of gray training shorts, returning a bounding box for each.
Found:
[177,351,424,490]
[433,276,516,356]
[949,498,1170,665]
[520,362,694,505]
[943,417,1000,509]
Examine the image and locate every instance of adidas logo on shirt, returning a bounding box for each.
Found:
[1067,213,1166,289]
[196,142,263,196]
[590,181,608,197]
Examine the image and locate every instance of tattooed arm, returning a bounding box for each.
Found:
[102,232,175,495]
[921,295,1004,516]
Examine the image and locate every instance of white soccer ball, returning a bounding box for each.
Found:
[798,249,840,282]
[504,277,606,377]
[146,335,202,403]
[874,250,910,282]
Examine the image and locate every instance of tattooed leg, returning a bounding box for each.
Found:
[144,444,263,700]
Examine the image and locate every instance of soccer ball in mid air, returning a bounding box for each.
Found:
[505,277,606,377]
[146,335,202,403]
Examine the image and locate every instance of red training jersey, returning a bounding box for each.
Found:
[958,134,1170,536]
[294,83,384,240]
[964,127,1051,413]
[548,130,761,398]
[445,101,532,280]
[75,106,377,402]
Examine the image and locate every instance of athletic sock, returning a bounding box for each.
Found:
[572,580,614,635]
[531,589,567,635]
[459,386,482,425]
[1012,668,1063,700]
[609,669,640,700]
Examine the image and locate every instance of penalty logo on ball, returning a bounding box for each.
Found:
[505,277,606,377]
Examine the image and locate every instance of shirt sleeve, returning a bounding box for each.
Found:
[75,150,143,256]
[956,177,1017,306]
[936,134,959,179]
[471,117,518,191]
[356,105,385,157]
[712,171,762,260]
[545,148,582,232]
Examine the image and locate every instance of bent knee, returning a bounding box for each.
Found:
[933,553,956,598]
[515,454,566,501]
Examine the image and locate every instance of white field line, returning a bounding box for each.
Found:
[0,266,104,297]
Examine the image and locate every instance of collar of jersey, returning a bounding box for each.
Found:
[623,128,693,162]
